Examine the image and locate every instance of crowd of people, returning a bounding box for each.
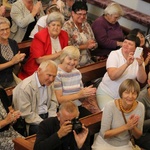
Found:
[0,0,150,150]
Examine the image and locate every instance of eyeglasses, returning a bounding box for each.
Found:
[75,12,87,17]
[0,27,10,33]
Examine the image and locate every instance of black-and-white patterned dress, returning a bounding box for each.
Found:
[0,100,23,150]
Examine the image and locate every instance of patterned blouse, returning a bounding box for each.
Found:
[63,17,97,66]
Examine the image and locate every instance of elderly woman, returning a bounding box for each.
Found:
[92,79,144,150]
[96,34,147,110]
[54,46,96,118]
[0,88,23,150]
[0,17,25,88]
[10,0,44,43]
[91,2,124,57]
[30,4,60,38]
[63,1,97,67]
[19,11,68,79]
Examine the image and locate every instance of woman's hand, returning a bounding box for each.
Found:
[86,40,97,49]
[5,110,21,125]
[126,52,134,66]
[32,1,42,17]
[126,114,140,130]
[78,85,96,98]
[0,5,5,16]
[11,51,26,65]
[136,56,144,66]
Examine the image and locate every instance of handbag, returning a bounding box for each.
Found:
[120,107,141,150]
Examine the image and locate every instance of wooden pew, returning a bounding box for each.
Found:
[13,112,102,150]
[18,40,32,61]
[5,61,106,98]
[78,61,106,84]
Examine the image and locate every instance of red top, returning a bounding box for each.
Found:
[19,28,68,79]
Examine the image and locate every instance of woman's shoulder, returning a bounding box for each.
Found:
[12,0,23,6]
[34,28,49,41]
[137,101,144,109]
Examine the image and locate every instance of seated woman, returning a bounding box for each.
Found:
[54,46,96,118]
[30,4,60,38]
[129,28,150,74]
[92,79,144,150]
[96,35,147,110]
[0,17,25,88]
[63,1,97,67]
[91,2,124,57]
[10,0,45,43]
[18,12,68,79]
[0,88,23,150]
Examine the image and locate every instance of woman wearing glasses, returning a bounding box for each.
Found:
[63,1,97,67]
[0,17,25,88]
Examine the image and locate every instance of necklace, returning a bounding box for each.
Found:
[119,99,136,113]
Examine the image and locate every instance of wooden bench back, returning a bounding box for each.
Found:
[18,40,32,60]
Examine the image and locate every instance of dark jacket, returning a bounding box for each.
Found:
[34,117,90,150]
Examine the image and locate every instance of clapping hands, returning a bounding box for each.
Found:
[126,114,140,130]
[11,51,26,65]
[79,85,96,98]
[5,110,21,125]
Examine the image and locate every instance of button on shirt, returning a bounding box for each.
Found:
[35,73,48,115]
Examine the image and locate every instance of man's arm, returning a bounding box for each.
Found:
[13,87,43,125]
[34,118,65,150]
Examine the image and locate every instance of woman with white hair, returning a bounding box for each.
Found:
[54,46,96,118]
[91,2,124,57]
[0,17,25,88]
[18,11,68,79]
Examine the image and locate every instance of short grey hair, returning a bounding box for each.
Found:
[59,101,79,117]
[39,60,57,71]
[60,46,80,63]
[46,11,64,26]
[0,16,10,26]
[104,2,124,16]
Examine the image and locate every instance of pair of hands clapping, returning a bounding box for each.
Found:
[126,114,140,130]
[31,1,42,17]
[5,110,21,125]
[79,85,96,98]
[11,51,26,65]
[86,40,97,50]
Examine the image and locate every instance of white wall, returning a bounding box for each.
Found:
[87,0,150,34]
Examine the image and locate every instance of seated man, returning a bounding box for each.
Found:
[13,60,58,135]
[34,101,90,150]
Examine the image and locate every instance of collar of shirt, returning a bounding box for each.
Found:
[35,72,46,88]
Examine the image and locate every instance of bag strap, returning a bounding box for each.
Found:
[119,102,136,146]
